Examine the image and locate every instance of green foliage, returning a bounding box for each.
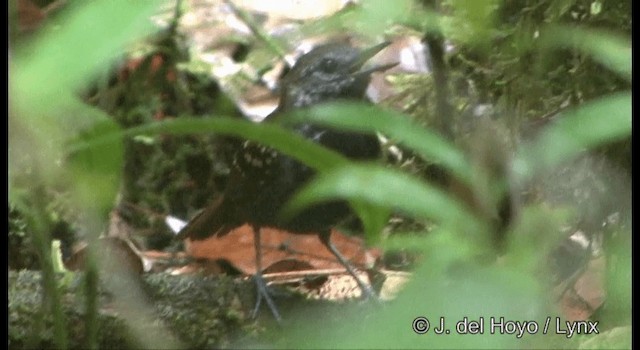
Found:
[10,1,160,348]
[9,0,631,348]
[289,102,474,185]
[513,92,631,181]
[9,204,39,270]
[283,163,483,234]
[442,0,501,47]
[300,0,416,41]
[540,25,631,80]
[10,0,159,221]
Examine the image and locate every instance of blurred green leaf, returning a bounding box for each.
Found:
[288,102,474,186]
[544,0,578,22]
[10,0,160,204]
[10,4,164,346]
[66,116,124,217]
[13,1,158,99]
[68,117,349,172]
[540,25,631,80]
[598,228,631,328]
[285,228,545,348]
[504,205,572,274]
[578,326,631,349]
[350,200,391,244]
[352,0,413,35]
[301,0,415,41]
[513,92,631,181]
[8,0,632,347]
[442,0,501,47]
[283,163,484,234]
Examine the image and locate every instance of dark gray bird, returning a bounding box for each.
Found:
[178,41,395,321]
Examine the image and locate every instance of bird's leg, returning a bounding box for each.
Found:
[319,230,377,300]
[250,225,282,323]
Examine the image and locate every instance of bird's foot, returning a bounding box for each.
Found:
[358,280,377,301]
[251,273,282,323]
[323,236,378,301]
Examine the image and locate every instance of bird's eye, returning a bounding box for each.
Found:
[319,58,338,73]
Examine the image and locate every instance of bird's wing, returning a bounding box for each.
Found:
[175,195,234,240]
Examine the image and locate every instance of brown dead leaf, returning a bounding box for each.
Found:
[17,0,45,32]
[16,0,67,33]
[184,224,380,275]
[558,257,605,321]
[167,259,228,276]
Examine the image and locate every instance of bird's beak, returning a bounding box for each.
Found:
[350,41,398,76]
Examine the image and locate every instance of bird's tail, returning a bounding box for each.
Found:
[175,195,234,240]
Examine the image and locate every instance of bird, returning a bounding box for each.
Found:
[177,41,396,321]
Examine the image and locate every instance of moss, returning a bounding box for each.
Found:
[8,205,39,270]
[83,27,243,252]
[144,273,258,348]
[448,0,631,125]
[8,270,265,349]
[9,199,78,271]
[8,271,134,349]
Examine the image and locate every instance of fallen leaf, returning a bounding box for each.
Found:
[184,224,380,275]
[558,256,605,321]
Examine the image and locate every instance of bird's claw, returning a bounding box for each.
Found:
[251,273,282,324]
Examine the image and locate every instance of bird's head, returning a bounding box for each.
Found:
[278,42,396,110]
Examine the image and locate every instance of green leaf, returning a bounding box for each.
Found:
[67,117,124,217]
[350,200,391,244]
[13,1,158,99]
[10,0,160,212]
[540,25,631,80]
[282,163,484,234]
[68,117,349,172]
[284,228,544,348]
[286,102,474,186]
[442,0,501,48]
[513,92,631,182]
[351,0,413,36]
